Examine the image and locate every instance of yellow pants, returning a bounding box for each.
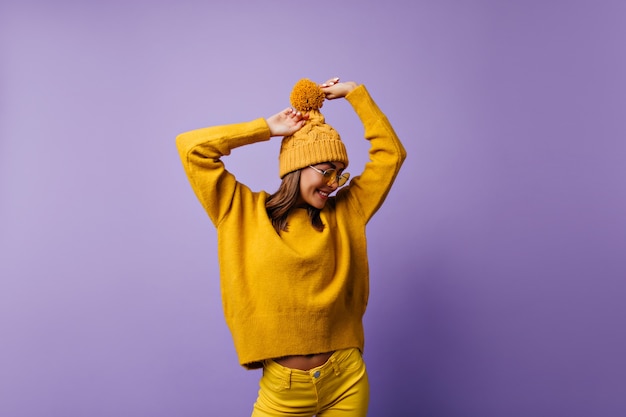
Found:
[251,348,369,417]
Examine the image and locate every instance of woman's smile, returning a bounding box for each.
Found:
[297,162,346,209]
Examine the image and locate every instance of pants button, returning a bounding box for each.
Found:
[313,371,321,378]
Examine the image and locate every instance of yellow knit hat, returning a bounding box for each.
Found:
[279,79,349,178]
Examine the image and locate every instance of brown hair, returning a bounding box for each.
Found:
[265,170,324,234]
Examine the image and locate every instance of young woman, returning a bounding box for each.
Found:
[176,77,406,416]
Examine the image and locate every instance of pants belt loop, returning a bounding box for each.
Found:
[286,368,292,389]
[330,357,341,376]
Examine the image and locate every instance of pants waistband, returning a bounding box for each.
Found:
[264,348,361,383]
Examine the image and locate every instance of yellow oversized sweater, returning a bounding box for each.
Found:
[176,85,406,368]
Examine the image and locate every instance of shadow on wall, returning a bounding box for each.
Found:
[365,250,491,416]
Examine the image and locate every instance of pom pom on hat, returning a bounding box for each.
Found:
[290,79,326,112]
[279,78,349,178]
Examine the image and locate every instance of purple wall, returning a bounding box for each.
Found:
[1,1,625,416]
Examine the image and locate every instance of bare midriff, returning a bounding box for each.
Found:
[273,351,334,371]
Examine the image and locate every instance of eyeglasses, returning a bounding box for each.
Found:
[308,165,350,187]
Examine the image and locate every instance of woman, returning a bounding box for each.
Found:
[176,77,406,416]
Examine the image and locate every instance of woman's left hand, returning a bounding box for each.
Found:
[320,77,358,100]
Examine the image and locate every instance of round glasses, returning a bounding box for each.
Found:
[308,165,350,187]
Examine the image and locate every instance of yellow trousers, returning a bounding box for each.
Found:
[251,348,369,417]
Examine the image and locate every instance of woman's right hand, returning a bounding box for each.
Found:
[266,108,309,137]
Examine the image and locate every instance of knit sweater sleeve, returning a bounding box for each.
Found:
[341,85,407,222]
[175,118,271,226]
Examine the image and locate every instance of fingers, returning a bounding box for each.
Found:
[320,77,344,100]
[320,77,340,88]
[286,107,308,121]
[268,108,309,136]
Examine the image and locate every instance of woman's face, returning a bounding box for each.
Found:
[297,161,347,209]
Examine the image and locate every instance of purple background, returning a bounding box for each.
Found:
[1,1,625,416]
